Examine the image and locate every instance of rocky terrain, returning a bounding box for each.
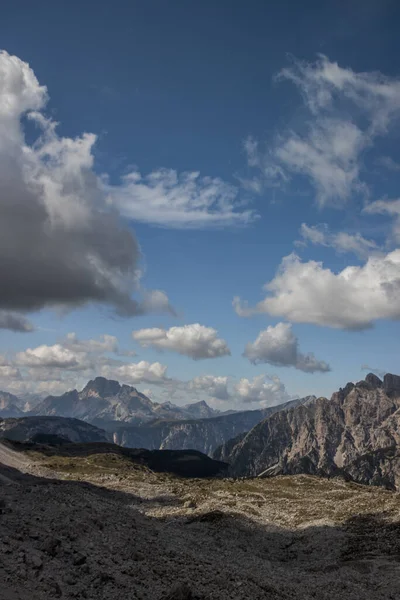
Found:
[1,439,400,599]
[216,373,400,489]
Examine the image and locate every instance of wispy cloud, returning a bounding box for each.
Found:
[245,55,400,207]
[297,223,378,259]
[107,168,258,229]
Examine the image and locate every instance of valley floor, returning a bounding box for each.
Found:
[1,443,400,599]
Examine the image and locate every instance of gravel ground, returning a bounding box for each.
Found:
[1,445,400,599]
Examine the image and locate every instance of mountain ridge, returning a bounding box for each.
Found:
[216,372,400,489]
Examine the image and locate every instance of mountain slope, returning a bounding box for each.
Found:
[220,373,400,489]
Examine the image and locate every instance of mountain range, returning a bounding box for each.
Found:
[215,372,400,490]
[4,377,234,424]
[0,377,308,456]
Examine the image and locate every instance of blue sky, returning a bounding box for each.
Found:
[0,0,400,407]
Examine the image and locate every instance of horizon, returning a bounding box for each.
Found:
[1,1,400,411]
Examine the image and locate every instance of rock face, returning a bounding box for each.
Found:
[0,416,108,444]
[219,373,400,489]
[111,397,307,456]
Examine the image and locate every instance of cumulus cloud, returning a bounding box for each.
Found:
[107,169,257,229]
[100,361,169,385]
[16,344,82,369]
[132,324,231,360]
[0,50,173,317]
[234,374,291,408]
[234,250,400,330]
[297,223,378,259]
[0,311,34,332]
[246,55,400,207]
[244,322,330,373]
[189,375,230,400]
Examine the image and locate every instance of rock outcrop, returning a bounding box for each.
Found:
[219,373,400,489]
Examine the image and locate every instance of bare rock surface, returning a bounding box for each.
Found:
[2,440,400,599]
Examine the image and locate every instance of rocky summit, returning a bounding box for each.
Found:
[215,373,400,489]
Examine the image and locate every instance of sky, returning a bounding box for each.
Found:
[0,0,400,409]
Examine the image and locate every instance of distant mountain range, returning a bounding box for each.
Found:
[0,377,308,456]
[214,373,400,490]
[7,377,235,424]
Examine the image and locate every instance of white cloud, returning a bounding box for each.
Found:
[0,366,21,379]
[298,223,378,258]
[234,374,290,408]
[189,375,230,400]
[16,344,82,369]
[0,50,172,317]
[107,168,257,229]
[132,324,230,360]
[274,119,365,207]
[246,55,400,207]
[100,361,169,385]
[244,322,330,373]
[234,250,400,330]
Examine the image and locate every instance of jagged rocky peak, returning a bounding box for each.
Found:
[365,373,383,388]
[81,376,121,398]
[342,373,383,397]
[339,382,354,398]
[383,373,400,396]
